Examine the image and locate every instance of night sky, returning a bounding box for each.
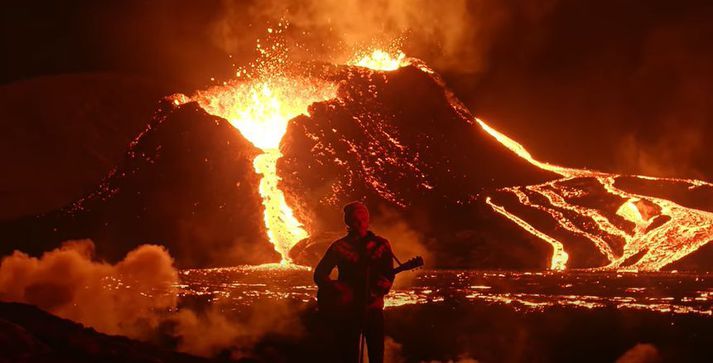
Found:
[1,0,711,219]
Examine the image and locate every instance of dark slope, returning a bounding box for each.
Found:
[0,301,212,363]
[0,103,279,267]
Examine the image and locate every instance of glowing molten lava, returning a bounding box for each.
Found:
[476,118,713,271]
[616,199,649,229]
[177,77,337,263]
[349,49,408,71]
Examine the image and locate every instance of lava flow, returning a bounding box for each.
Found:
[477,118,713,271]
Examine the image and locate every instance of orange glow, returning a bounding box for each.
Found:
[170,39,712,272]
[181,46,405,263]
[349,49,408,71]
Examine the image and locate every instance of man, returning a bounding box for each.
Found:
[314,201,394,363]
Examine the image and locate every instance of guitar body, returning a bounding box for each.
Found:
[316,256,423,313]
[317,281,354,314]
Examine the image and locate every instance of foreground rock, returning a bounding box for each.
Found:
[0,301,210,363]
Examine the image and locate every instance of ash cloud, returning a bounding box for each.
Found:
[4,0,713,180]
[456,1,713,180]
[209,0,713,179]
[619,126,705,179]
[613,19,713,179]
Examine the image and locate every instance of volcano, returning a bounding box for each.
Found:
[1,54,711,271]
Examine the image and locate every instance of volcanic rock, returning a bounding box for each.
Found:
[0,102,279,267]
[282,63,558,268]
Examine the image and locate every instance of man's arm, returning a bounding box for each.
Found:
[374,238,395,295]
[313,246,337,286]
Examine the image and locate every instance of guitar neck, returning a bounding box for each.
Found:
[391,265,410,275]
[391,259,423,275]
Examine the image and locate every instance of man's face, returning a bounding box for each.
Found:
[346,208,370,235]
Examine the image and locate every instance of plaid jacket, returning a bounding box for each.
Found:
[314,231,394,309]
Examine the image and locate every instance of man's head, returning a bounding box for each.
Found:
[343,201,370,236]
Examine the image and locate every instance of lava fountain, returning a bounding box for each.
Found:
[187,77,337,263]
[170,25,339,263]
[170,29,407,263]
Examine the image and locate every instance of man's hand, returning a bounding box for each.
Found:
[331,281,354,304]
[374,277,393,295]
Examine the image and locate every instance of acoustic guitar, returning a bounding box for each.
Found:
[317,256,424,313]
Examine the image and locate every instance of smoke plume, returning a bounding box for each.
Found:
[0,240,177,340]
[0,241,306,357]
